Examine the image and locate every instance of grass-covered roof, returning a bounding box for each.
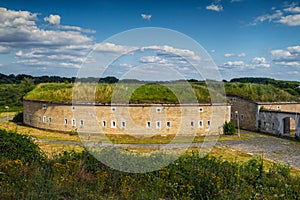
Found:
[24,81,298,104]
[225,82,298,102]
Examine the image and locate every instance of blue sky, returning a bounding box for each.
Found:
[0,0,300,81]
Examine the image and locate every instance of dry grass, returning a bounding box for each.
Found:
[191,146,300,177]
[37,143,84,158]
[103,133,251,144]
[116,145,300,176]
[0,121,80,142]
[1,121,299,176]
[0,112,17,118]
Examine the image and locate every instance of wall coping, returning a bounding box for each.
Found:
[227,95,300,105]
[257,101,300,105]
[260,109,300,115]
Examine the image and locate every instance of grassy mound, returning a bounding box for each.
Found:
[24,81,298,104]
[225,82,298,102]
[25,82,216,104]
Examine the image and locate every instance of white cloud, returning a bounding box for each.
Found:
[224,61,245,66]
[284,6,300,13]
[220,61,247,70]
[141,45,201,62]
[43,14,95,33]
[94,43,137,54]
[206,4,223,12]
[287,46,300,53]
[141,14,152,20]
[59,25,96,34]
[0,7,37,28]
[277,14,300,26]
[119,63,133,68]
[238,53,246,57]
[255,10,283,23]
[0,46,10,53]
[271,46,300,67]
[252,57,270,68]
[252,57,266,63]
[224,52,246,57]
[0,8,93,48]
[270,49,292,58]
[15,50,23,57]
[15,59,52,66]
[140,56,168,64]
[44,14,61,25]
[274,61,300,66]
[287,71,299,75]
[253,4,300,26]
[224,53,235,57]
[220,57,270,71]
[0,7,97,70]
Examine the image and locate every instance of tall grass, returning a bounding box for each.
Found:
[1,129,300,199]
[225,82,298,102]
[24,82,298,104]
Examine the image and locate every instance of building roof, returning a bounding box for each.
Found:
[24,82,227,104]
[25,82,299,104]
[225,83,298,102]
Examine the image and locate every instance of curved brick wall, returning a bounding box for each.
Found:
[23,100,230,136]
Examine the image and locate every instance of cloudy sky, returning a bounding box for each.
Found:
[0,0,300,81]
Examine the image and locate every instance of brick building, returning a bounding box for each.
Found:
[23,99,230,136]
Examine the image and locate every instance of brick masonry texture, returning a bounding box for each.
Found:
[23,100,230,136]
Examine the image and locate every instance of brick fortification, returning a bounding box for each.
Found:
[23,100,230,136]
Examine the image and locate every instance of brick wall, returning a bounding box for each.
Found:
[258,103,300,113]
[23,100,230,136]
[228,96,258,131]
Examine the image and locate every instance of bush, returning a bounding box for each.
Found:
[0,129,45,164]
[69,129,78,136]
[223,121,236,135]
[1,147,300,199]
[12,112,23,123]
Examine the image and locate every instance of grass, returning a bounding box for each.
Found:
[25,82,216,104]
[0,121,80,142]
[36,143,84,157]
[225,82,298,102]
[0,112,17,118]
[0,121,250,145]
[24,82,299,104]
[100,133,251,144]
[207,146,300,177]
[1,121,300,177]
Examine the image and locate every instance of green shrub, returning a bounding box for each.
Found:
[69,130,78,136]
[12,112,23,123]
[0,129,45,164]
[1,147,300,199]
[223,121,236,135]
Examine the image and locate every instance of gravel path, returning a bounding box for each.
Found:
[38,131,300,169]
[217,132,300,169]
[0,116,13,123]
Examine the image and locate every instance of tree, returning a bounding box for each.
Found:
[223,121,236,135]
